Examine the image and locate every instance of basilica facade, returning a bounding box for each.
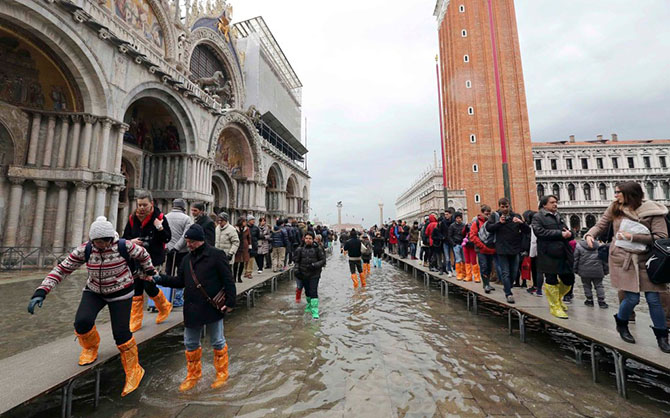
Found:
[0,0,310,256]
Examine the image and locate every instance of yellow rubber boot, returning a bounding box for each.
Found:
[557,280,571,311]
[150,289,173,324]
[360,272,366,287]
[544,284,568,319]
[211,344,229,389]
[179,347,203,392]
[464,264,473,282]
[473,264,481,283]
[129,295,144,333]
[350,274,359,288]
[76,325,100,366]
[118,337,145,396]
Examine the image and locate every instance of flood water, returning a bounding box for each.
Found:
[4,246,669,417]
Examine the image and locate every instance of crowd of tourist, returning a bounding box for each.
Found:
[368,181,670,353]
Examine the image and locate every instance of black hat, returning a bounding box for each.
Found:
[185,224,205,241]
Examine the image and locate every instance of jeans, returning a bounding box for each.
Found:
[398,241,408,258]
[619,291,667,329]
[442,242,453,272]
[453,245,464,263]
[74,291,132,346]
[184,319,226,351]
[495,254,519,296]
[477,253,494,288]
[409,243,417,258]
[173,289,184,307]
[430,246,443,270]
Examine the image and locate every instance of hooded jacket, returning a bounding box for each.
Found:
[294,242,326,280]
[425,214,439,247]
[469,214,496,255]
[448,221,465,247]
[271,225,289,247]
[573,239,608,279]
[586,200,669,292]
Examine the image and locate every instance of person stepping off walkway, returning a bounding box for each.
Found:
[294,231,326,319]
[344,229,365,288]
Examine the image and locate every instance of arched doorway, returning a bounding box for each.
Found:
[265,164,283,216]
[537,184,545,198]
[569,215,581,232]
[586,214,597,229]
[212,170,234,216]
[552,184,560,200]
[286,176,299,216]
[567,184,576,201]
[123,97,184,153]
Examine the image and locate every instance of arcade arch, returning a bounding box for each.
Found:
[265,163,284,214]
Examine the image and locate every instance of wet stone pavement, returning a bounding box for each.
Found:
[4,247,669,417]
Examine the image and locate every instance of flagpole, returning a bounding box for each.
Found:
[435,55,449,211]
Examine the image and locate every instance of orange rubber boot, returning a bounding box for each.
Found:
[150,289,173,324]
[351,273,359,288]
[464,264,473,282]
[179,347,203,392]
[473,264,481,283]
[211,344,229,389]
[129,295,144,332]
[76,325,100,366]
[360,273,366,287]
[118,337,145,397]
[455,263,463,281]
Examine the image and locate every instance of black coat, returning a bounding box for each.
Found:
[123,207,171,266]
[532,209,574,274]
[248,224,260,255]
[195,215,216,247]
[294,243,326,280]
[161,243,236,328]
[398,225,410,242]
[372,237,385,253]
[485,211,530,256]
[447,222,465,247]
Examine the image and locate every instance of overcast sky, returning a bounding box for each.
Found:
[233,1,670,226]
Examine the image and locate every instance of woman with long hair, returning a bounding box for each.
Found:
[233,218,250,283]
[585,181,669,352]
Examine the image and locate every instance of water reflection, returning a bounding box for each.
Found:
[5,251,668,417]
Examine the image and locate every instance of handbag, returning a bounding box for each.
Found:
[647,238,670,285]
[189,260,229,314]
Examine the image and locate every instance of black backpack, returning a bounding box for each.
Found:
[84,239,130,264]
[646,213,670,284]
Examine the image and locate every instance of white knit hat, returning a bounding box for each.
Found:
[89,216,116,240]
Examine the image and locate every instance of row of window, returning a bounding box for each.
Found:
[537,182,670,201]
[535,155,667,171]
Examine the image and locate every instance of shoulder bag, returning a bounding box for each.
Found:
[189,259,230,313]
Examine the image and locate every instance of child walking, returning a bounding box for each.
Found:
[573,238,609,308]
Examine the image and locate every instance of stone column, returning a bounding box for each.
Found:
[94,183,110,217]
[181,156,188,189]
[56,116,70,168]
[107,186,121,230]
[97,118,113,172]
[31,181,49,248]
[68,115,82,168]
[70,182,89,247]
[52,182,69,251]
[114,124,129,174]
[42,116,57,167]
[118,203,129,233]
[3,178,25,247]
[78,115,96,168]
[84,184,97,241]
[27,113,42,165]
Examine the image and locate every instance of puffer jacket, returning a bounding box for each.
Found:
[425,214,438,246]
[34,240,155,299]
[294,242,326,280]
[271,225,289,247]
[448,221,465,247]
[586,200,669,293]
[165,209,192,253]
[573,240,607,279]
[215,222,240,262]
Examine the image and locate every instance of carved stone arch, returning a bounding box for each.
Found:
[120,82,197,154]
[0,4,110,114]
[146,0,178,61]
[209,110,262,181]
[265,162,284,191]
[189,27,245,108]
[212,169,235,213]
[0,104,29,166]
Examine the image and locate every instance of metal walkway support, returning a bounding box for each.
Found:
[466,291,478,314]
[507,309,527,342]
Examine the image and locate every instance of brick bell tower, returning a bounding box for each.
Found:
[434,0,536,214]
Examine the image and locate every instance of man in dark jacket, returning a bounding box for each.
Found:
[485,198,530,303]
[532,195,574,319]
[271,220,289,272]
[397,220,410,259]
[344,229,364,287]
[155,224,236,392]
[123,190,172,332]
[409,221,420,260]
[448,212,466,280]
[191,202,216,246]
[246,215,260,276]
[294,231,326,319]
[438,210,454,275]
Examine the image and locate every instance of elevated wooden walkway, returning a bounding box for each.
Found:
[384,252,670,399]
[0,268,293,417]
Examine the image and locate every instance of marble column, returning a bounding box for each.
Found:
[27,113,42,165]
[31,181,49,248]
[3,178,25,247]
[114,124,129,174]
[79,115,96,168]
[118,203,129,233]
[42,116,57,167]
[70,182,89,248]
[181,157,188,189]
[89,122,101,170]
[98,118,113,172]
[52,182,69,251]
[84,184,97,241]
[56,116,70,168]
[68,115,82,168]
[94,183,109,218]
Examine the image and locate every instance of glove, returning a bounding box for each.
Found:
[152,274,165,285]
[28,296,44,314]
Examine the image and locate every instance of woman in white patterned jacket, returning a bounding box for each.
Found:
[27,216,157,397]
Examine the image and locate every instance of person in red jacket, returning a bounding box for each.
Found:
[388,221,399,254]
[425,214,440,271]
[469,205,496,294]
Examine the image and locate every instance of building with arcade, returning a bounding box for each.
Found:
[0,0,310,257]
